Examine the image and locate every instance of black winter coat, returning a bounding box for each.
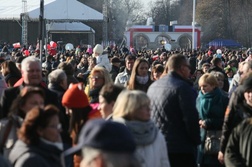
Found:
[224,118,252,167]
[220,86,252,153]
[147,71,201,153]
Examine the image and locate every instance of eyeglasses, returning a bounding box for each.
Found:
[90,76,104,80]
[47,124,62,130]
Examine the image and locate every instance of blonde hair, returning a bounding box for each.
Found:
[113,90,150,120]
[89,66,113,89]
[198,73,219,87]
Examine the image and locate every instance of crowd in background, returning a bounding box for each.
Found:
[0,42,251,167]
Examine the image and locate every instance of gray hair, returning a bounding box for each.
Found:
[48,69,67,86]
[21,56,41,71]
[82,147,140,167]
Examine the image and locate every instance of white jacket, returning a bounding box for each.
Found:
[113,118,171,167]
[95,54,112,72]
[136,131,171,167]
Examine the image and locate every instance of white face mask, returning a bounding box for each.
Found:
[136,75,149,84]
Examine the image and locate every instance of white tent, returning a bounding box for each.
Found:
[48,22,95,33]
[0,0,103,21]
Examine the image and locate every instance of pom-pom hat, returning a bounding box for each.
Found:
[93,44,103,54]
[62,83,89,108]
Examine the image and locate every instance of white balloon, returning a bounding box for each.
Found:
[164,44,171,51]
[65,43,74,50]
[50,41,54,46]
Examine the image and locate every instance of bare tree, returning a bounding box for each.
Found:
[105,0,145,43]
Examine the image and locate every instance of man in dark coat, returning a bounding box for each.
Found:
[0,56,59,118]
[219,72,252,164]
[147,54,201,167]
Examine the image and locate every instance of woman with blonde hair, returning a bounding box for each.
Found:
[113,90,170,167]
[196,73,228,167]
[85,66,113,104]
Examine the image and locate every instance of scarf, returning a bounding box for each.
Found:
[114,118,158,145]
[89,87,102,103]
[197,88,223,119]
[136,75,149,85]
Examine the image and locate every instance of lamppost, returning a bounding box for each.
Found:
[192,0,196,50]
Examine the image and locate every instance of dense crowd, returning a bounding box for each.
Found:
[0,42,251,167]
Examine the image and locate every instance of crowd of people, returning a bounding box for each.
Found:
[0,43,251,167]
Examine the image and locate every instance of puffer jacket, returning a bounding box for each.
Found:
[147,71,201,153]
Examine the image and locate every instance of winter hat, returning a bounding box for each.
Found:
[93,44,103,54]
[62,83,89,108]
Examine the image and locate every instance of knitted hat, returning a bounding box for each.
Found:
[93,44,103,54]
[62,83,89,108]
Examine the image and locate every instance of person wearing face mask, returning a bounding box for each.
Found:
[9,105,63,167]
[196,73,228,167]
[126,58,152,92]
